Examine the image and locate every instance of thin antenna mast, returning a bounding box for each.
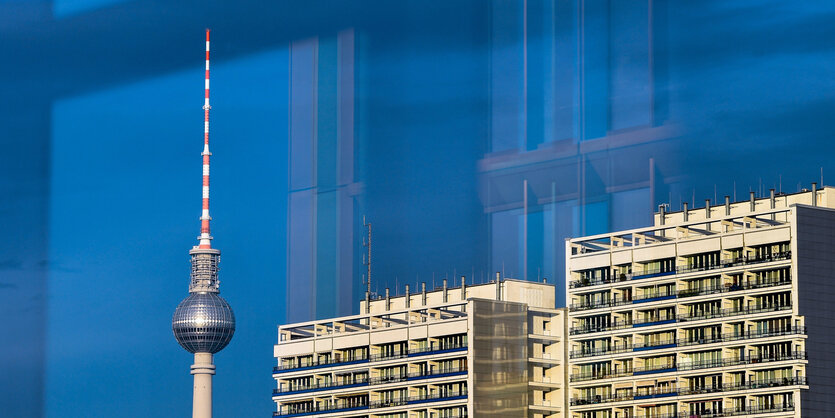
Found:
[363,216,372,312]
[199,29,213,249]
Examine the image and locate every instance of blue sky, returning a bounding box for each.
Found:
[48,48,288,417]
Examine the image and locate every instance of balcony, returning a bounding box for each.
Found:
[570,352,806,383]
[570,326,806,359]
[273,357,369,374]
[273,401,369,417]
[568,251,791,290]
[628,405,797,418]
[273,378,369,396]
[273,390,468,416]
[681,404,796,417]
[570,279,791,312]
[274,343,467,374]
[570,304,792,336]
[273,367,468,397]
[368,390,469,409]
[570,377,806,406]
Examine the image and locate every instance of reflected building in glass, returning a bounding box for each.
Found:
[285,1,686,322]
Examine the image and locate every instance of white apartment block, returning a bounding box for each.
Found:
[565,185,835,418]
[273,278,567,418]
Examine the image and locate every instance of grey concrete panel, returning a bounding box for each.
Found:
[796,206,835,415]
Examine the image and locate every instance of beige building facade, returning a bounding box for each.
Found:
[273,279,567,418]
[564,187,835,418]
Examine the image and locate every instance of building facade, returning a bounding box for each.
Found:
[564,187,835,417]
[273,279,567,418]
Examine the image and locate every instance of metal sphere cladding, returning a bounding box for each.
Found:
[172,292,235,354]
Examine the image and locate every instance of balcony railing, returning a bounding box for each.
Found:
[273,356,369,374]
[570,377,806,406]
[680,404,796,417]
[368,389,468,409]
[273,400,369,417]
[274,366,468,397]
[273,378,369,395]
[570,279,791,312]
[570,326,806,359]
[368,366,468,385]
[569,251,791,289]
[570,304,792,336]
[570,352,806,382]
[273,389,468,417]
[274,343,467,374]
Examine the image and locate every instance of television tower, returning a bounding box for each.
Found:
[172,29,235,418]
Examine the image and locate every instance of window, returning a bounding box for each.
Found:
[685,251,720,270]
[437,334,466,350]
[684,324,721,342]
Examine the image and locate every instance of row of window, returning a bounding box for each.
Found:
[572,242,791,288]
[576,392,794,418]
[279,334,468,369]
[575,316,799,350]
[573,267,791,309]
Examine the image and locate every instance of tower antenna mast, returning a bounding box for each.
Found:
[363,216,372,313]
[199,28,213,250]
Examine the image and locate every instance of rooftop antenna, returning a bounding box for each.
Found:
[362,216,372,312]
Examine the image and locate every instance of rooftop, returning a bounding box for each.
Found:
[568,185,835,256]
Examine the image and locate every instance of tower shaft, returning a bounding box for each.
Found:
[191,352,215,418]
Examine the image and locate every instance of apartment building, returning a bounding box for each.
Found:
[272,278,567,418]
[564,186,835,418]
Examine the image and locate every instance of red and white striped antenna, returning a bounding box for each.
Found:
[199,29,213,249]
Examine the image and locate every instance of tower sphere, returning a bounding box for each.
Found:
[172,292,235,354]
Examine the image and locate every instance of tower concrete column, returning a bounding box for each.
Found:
[191,352,215,418]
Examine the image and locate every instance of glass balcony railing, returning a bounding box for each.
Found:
[570,326,806,359]
[569,251,791,289]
